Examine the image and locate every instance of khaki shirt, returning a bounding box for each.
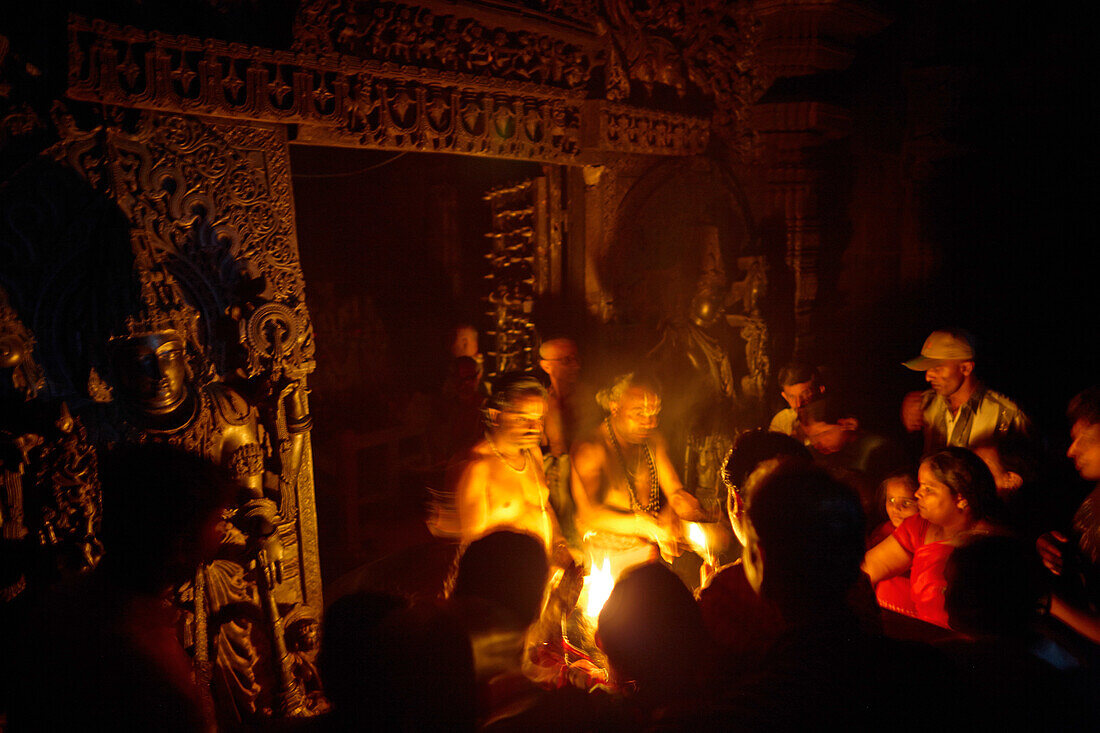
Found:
[920,386,1031,455]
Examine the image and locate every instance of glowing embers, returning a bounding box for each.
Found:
[581,554,615,620]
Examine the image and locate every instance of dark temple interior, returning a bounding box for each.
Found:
[2,1,1099,730]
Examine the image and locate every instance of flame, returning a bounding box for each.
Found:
[686,522,711,564]
[583,556,615,619]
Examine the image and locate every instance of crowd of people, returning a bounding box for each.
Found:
[5,327,1100,730]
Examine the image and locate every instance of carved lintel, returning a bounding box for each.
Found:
[67,15,590,164]
[68,9,773,159]
[582,99,709,156]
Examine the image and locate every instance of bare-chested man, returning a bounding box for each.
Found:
[539,337,582,457]
[447,373,569,564]
[570,373,708,576]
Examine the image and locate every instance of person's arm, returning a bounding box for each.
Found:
[862,534,913,585]
[1036,531,1068,575]
[652,432,708,521]
[530,451,572,565]
[1050,594,1100,645]
[543,397,568,457]
[454,457,491,542]
[570,440,663,541]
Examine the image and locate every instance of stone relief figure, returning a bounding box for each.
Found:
[1,287,101,604]
[97,288,306,720]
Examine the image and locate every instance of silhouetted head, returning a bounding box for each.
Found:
[321,593,475,731]
[98,442,234,592]
[597,563,709,696]
[745,464,865,613]
[945,534,1046,639]
[320,592,407,714]
[452,530,549,628]
[722,430,812,494]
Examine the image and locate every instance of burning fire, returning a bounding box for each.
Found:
[686,522,709,562]
[582,555,615,619]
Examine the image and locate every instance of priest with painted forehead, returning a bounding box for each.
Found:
[570,372,709,578]
[447,372,570,565]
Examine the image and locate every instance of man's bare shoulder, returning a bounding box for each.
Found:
[446,440,494,482]
[570,428,608,460]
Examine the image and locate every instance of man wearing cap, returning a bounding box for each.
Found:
[900,329,1031,455]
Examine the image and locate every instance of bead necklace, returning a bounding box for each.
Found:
[604,417,661,517]
[485,433,527,473]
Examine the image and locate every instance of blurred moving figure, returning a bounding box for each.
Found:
[444,373,569,566]
[570,373,707,578]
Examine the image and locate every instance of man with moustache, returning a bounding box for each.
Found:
[449,373,568,563]
[900,329,1031,455]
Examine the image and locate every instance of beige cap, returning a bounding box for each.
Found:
[903,330,975,370]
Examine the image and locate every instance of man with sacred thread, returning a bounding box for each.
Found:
[448,373,571,566]
[570,372,709,579]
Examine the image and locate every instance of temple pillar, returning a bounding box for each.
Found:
[754,101,850,359]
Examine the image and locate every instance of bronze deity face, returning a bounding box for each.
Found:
[114,331,189,414]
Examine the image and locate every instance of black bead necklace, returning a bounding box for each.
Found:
[605,417,661,517]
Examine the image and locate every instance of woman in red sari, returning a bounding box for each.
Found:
[863,448,1000,628]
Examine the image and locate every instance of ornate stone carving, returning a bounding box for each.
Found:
[68,12,745,160]
[68,16,586,163]
[292,0,596,91]
[1,286,102,603]
[725,254,769,402]
[0,103,325,723]
[0,34,49,169]
[583,100,708,155]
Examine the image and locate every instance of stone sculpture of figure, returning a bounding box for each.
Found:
[2,288,101,602]
[283,606,329,715]
[108,324,303,721]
